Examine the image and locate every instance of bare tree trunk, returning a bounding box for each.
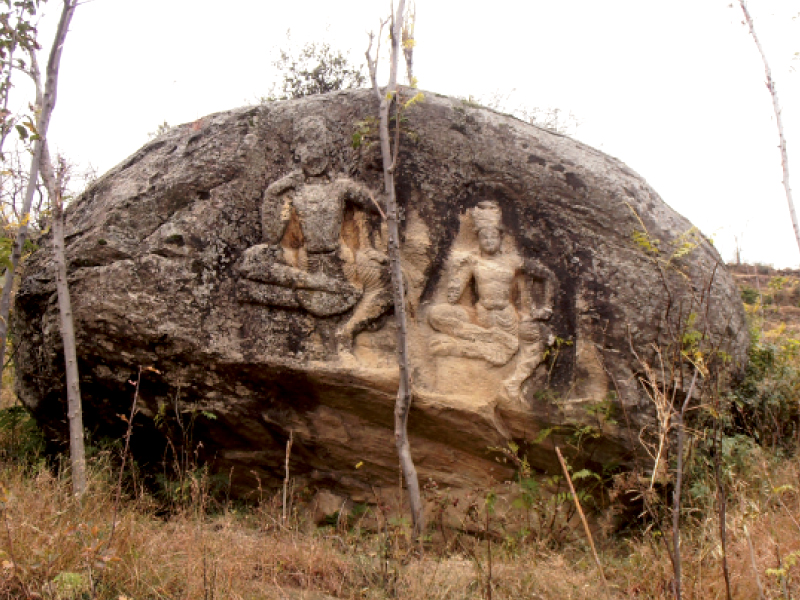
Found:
[713,417,733,600]
[40,149,86,496]
[0,0,77,394]
[738,0,799,258]
[366,0,424,537]
[671,369,700,600]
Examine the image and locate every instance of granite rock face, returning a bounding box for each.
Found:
[13,89,748,500]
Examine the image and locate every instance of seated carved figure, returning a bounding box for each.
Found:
[237,116,392,354]
[428,201,555,400]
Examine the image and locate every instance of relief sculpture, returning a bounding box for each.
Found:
[428,201,555,400]
[236,116,392,355]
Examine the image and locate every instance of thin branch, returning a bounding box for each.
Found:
[672,368,700,600]
[738,0,799,259]
[367,0,423,537]
[744,525,766,600]
[365,19,388,103]
[555,446,611,598]
[106,366,142,552]
[364,188,387,220]
[282,430,293,524]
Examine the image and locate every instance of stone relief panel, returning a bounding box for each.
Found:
[424,201,556,401]
[235,116,392,358]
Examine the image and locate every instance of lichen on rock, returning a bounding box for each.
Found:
[13,89,748,501]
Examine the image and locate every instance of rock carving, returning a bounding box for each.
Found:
[428,201,555,399]
[236,116,392,354]
[10,91,750,501]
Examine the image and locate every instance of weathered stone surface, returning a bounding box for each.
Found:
[13,89,748,500]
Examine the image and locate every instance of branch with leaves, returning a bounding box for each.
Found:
[0,0,78,397]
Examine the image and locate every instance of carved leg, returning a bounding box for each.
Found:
[503,321,550,401]
[336,288,393,356]
[429,304,520,365]
[430,329,518,366]
[428,303,472,337]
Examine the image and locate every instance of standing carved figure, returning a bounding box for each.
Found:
[237,116,392,355]
[428,201,555,399]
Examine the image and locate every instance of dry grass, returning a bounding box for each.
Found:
[0,444,797,600]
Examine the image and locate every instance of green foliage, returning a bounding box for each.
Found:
[768,275,789,293]
[267,39,366,101]
[351,116,378,150]
[632,228,660,255]
[51,571,88,598]
[152,395,223,508]
[628,204,703,270]
[681,312,703,355]
[766,549,800,579]
[585,393,619,429]
[0,234,36,269]
[0,403,44,463]
[668,226,702,264]
[741,285,760,305]
[543,335,573,384]
[0,0,43,155]
[731,329,800,448]
[352,92,421,153]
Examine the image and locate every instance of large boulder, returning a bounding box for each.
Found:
[13,89,748,500]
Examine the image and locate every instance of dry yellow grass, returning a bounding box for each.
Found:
[0,446,797,600]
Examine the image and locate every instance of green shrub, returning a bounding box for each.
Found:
[731,333,800,449]
[740,286,759,305]
[0,404,45,464]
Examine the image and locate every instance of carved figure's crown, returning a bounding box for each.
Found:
[472,201,503,231]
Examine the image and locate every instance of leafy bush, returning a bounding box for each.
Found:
[740,285,759,305]
[0,404,44,463]
[267,40,366,101]
[730,331,800,449]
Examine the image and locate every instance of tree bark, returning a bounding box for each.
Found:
[738,0,799,259]
[40,149,86,497]
[671,369,700,600]
[366,0,424,537]
[0,0,77,394]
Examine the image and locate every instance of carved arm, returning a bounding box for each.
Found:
[266,169,303,197]
[336,177,386,218]
[523,257,557,320]
[446,253,474,304]
[262,170,304,245]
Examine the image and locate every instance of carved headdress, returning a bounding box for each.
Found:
[471,201,503,232]
[294,116,330,176]
[293,115,329,144]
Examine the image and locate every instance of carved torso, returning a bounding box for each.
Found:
[292,182,344,254]
[472,253,522,312]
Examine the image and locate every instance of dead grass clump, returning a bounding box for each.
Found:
[1,447,799,599]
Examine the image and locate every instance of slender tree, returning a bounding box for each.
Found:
[0,0,77,396]
[671,369,700,600]
[365,1,424,536]
[738,0,799,258]
[39,147,85,496]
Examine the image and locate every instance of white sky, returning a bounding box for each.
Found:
[33,0,800,267]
